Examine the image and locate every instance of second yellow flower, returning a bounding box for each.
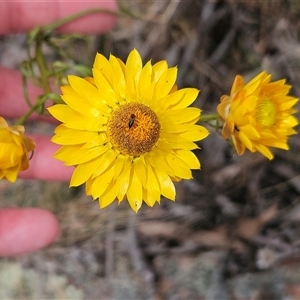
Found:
[217,71,298,160]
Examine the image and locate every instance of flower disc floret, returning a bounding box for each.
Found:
[48,49,209,212]
[217,71,298,160]
[108,103,160,156]
[256,98,276,128]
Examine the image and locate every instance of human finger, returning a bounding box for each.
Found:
[21,135,73,181]
[0,208,60,257]
[0,0,117,35]
[0,67,48,120]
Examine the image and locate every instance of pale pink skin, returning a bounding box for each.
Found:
[0,0,117,257]
[0,208,60,256]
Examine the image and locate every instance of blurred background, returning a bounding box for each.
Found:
[1,0,300,299]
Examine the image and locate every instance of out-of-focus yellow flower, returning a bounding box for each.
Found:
[48,49,209,212]
[0,117,36,182]
[217,71,298,160]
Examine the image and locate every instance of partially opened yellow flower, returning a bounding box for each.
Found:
[0,117,36,182]
[48,49,209,212]
[217,71,298,160]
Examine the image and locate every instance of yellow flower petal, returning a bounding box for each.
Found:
[133,157,147,186]
[115,158,132,201]
[238,131,254,151]
[161,88,199,110]
[109,54,126,99]
[154,168,175,200]
[230,75,244,95]
[127,169,143,212]
[144,166,161,206]
[55,143,111,166]
[178,125,210,141]
[165,153,192,179]
[240,124,260,139]
[113,154,130,179]
[48,104,82,124]
[125,48,142,85]
[70,160,96,187]
[278,96,298,110]
[137,61,153,103]
[153,67,178,100]
[92,149,118,178]
[68,75,101,98]
[92,68,120,108]
[94,52,109,72]
[255,144,274,160]
[99,181,119,209]
[52,125,98,145]
[61,94,103,119]
[175,149,200,169]
[166,107,200,124]
[152,60,168,81]
[146,149,175,177]
[86,165,114,199]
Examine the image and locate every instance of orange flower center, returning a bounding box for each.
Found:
[108,103,160,156]
[256,98,276,128]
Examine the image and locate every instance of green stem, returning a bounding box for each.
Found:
[200,113,219,122]
[15,99,46,126]
[35,36,51,94]
[44,8,133,33]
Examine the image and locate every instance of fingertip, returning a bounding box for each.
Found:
[0,208,60,257]
[0,0,118,34]
[0,67,43,119]
[21,135,74,181]
[57,1,118,34]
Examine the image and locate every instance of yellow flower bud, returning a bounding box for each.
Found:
[0,117,36,182]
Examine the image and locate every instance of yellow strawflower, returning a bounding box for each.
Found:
[0,117,36,182]
[48,49,209,212]
[217,71,298,160]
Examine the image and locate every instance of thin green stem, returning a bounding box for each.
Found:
[21,74,32,107]
[44,8,134,33]
[15,99,46,126]
[35,36,51,94]
[200,113,219,122]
